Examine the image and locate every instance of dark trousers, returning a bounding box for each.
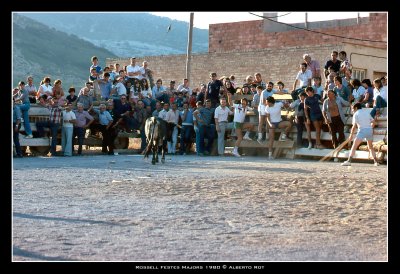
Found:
[197,124,215,153]
[166,122,175,142]
[72,127,86,154]
[13,123,22,156]
[295,116,306,146]
[327,115,345,148]
[180,125,193,154]
[36,121,60,154]
[97,124,115,154]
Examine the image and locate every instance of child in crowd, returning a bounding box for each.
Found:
[66,87,78,104]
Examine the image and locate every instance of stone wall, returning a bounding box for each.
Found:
[107,44,343,89]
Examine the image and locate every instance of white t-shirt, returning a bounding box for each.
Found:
[352,86,366,101]
[38,84,53,97]
[126,65,141,79]
[114,82,127,96]
[296,70,312,87]
[214,106,233,122]
[266,102,283,123]
[233,104,248,123]
[141,87,152,98]
[158,109,168,121]
[166,109,179,124]
[353,108,374,130]
[373,86,387,102]
[62,110,76,128]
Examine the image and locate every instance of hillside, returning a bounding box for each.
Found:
[13,14,118,88]
[20,12,209,57]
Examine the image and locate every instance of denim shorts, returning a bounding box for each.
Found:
[356,128,373,141]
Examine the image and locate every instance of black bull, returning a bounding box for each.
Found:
[144,117,167,164]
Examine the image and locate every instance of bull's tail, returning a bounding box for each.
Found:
[143,142,153,158]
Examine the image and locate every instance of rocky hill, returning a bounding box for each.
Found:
[13,14,118,88]
[20,12,209,58]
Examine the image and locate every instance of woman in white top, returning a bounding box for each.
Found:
[350,79,366,103]
[37,77,53,99]
[227,93,251,157]
[370,78,387,118]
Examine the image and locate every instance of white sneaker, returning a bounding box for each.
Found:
[114,152,119,156]
[341,160,351,166]
[374,162,379,166]
[232,150,241,157]
[24,134,33,139]
[243,133,252,141]
[308,143,312,149]
[280,134,287,141]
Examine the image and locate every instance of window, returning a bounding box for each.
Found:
[352,68,366,80]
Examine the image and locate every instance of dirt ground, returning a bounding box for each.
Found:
[12,153,387,262]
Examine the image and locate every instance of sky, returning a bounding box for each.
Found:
[149,12,372,29]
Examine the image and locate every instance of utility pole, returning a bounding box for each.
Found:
[185,12,194,83]
[305,12,308,29]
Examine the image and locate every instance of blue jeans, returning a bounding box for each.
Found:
[61,126,74,156]
[13,123,22,156]
[370,95,387,118]
[180,125,193,154]
[18,103,32,135]
[36,121,60,154]
[195,124,215,154]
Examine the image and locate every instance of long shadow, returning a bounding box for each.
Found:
[13,154,316,174]
[13,246,69,261]
[13,212,126,227]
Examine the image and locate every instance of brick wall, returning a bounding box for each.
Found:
[107,44,343,90]
[209,13,387,53]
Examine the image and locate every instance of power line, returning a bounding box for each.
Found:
[249,12,387,44]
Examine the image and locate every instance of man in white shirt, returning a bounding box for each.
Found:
[214,97,233,156]
[126,57,142,95]
[61,103,76,157]
[177,78,192,96]
[291,62,312,100]
[165,102,180,154]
